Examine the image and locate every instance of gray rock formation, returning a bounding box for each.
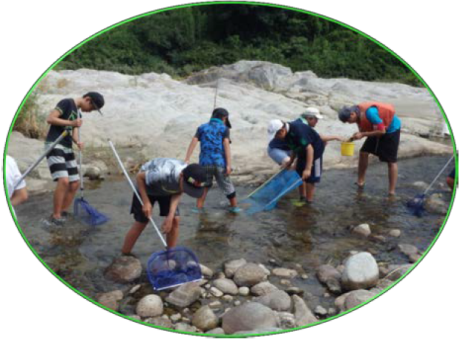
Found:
[233,263,267,287]
[341,252,379,291]
[165,282,202,308]
[222,302,278,334]
[104,256,142,284]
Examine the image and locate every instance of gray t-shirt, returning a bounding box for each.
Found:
[140,158,187,196]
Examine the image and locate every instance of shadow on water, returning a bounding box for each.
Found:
[14,155,454,300]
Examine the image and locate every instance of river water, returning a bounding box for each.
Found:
[14,155,454,308]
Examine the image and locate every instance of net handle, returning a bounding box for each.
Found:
[108,140,168,248]
[265,177,303,208]
[423,154,455,195]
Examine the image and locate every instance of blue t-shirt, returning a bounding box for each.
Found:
[285,121,324,160]
[366,106,401,134]
[195,118,230,168]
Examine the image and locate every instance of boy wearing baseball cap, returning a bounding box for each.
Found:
[184,107,240,213]
[122,159,207,255]
[45,92,104,225]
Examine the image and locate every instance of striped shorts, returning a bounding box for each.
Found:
[46,144,79,182]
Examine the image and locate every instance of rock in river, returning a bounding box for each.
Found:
[213,278,239,295]
[136,295,164,318]
[233,263,267,287]
[104,256,142,284]
[222,302,278,334]
[254,290,292,312]
[341,252,379,291]
[192,305,218,331]
[165,282,202,308]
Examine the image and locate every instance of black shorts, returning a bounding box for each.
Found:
[130,193,180,223]
[449,168,455,179]
[360,129,400,163]
[296,156,323,184]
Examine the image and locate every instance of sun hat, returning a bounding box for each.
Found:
[302,107,323,119]
[267,119,285,143]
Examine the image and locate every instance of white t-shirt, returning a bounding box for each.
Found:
[5,155,26,198]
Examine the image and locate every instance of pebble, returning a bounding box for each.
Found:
[238,287,250,296]
[170,314,182,322]
[129,284,141,294]
[314,305,328,316]
[272,268,298,279]
[280,279,291,286]
[210,287,224,298]
[389,229,401,237]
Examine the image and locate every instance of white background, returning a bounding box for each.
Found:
[1,1,458,338]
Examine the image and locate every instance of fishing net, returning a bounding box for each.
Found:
[147,246,203,291]
[243,169,303,215]
[406,194,426,217]
[74,197,109,226]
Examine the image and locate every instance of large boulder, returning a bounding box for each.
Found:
[292,295,318,327]
[165,282,202,308]
[222,302,278,334]
[341,252,379,291]
[254,290,292,312]
[192,305,218,331]
[136,295,164,318]
[233,263,267,287]
[104,256,142,284]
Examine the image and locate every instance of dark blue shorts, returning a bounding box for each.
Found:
[296,156,322,184]
[449,168,455,179]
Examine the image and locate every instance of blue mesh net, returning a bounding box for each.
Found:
[74,197,109,226]
[243,170,303,214]
[147,246,203,290]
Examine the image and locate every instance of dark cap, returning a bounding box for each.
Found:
[83,92,105,115]
[338,105,358,123]
[212,108,232,129]
[182,163,207,198]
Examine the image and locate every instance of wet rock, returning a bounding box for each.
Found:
[175,323,197,332]
[200,264,214,279]
[213,278,238,295]
[370,279,394,294]
[254,290,292,312]
[222,302,278,334]
[276,312,296,329]
[170,313,182,322]
[238,287,250,296]
[209,287,224,298]
[341,252,379,291]
[222,295,234,302]
[233,263,267,287]
[412,181,429,190]
[352,223,371,237]
[104,256,142,284]
[343,290,377,311]
[251,281,279,296]
[384,264,413,281]
[272,268,298,279]
[208,301,222,309]
[314,305,328,317]
[165,282,202,308]
[145,317,173,329]
[127,314,141,321]
[326,279,342,295]
[136,295,163,318]
[258,264,271,276]
[317,265,341,283]
[129,284,142,294]
[425,193,449,214]
[292,295,318,326]
[97,290,124,311]
[192,305,218,331]
[233,328,283,335]
[206,328,225,335]
[389,229,401,237]
[398,244,419,257]
[224,258,247,278]
[301,274,308,280]
[409,253,422,263]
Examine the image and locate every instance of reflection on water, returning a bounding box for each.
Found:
[15,156,454,301]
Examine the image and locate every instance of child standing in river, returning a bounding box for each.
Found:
[45,92,104,225]
[184,108,241,213]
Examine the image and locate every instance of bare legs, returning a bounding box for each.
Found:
[52,178,79,219]
[122,216,181,254]
[357,151,397,194]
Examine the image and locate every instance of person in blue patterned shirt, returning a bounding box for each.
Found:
[185,108,241,213]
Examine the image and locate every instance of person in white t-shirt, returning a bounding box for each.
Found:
[5,155,28,207]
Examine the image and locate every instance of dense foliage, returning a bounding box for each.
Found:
[59,5,421,86]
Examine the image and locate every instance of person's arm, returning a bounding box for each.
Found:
[185,137,199,164]
[46,109,82,128]
[11,187,28,206]
[302,144,314,180]
[283,150,297,169]
[320,135,344,142]
[161,193,182,234]
[223,138,232,175]
[353,107,386,140]
[136,171,152,218]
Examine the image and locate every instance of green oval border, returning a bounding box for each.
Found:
[2,1,458,337]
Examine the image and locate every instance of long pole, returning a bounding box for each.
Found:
[108,140,168,248]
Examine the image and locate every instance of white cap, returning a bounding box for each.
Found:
[267,119,284,143]
[302,107,323,119]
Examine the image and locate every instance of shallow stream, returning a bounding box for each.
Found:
[14,155,454,310]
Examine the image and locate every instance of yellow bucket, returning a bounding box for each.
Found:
[341,142,355,156]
